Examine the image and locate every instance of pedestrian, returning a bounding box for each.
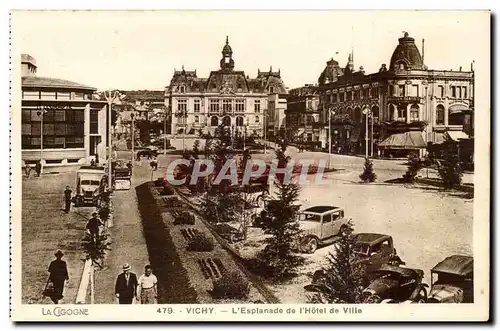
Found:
[150,157,158,171]
[35,160,42,177]
[137,265,158,304]
[64,185,72,213]
[90,158,96,167]
[136,152,141,162]
[86,212,102,239]
[24,162,31,178]
[46,250,69,304]
[114,263,138,304]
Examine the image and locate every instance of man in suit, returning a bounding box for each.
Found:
[114,263,138,304]
[47,250,69,304]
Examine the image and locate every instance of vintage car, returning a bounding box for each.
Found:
[137,146,158,158]
[427,255,473,303]
[353,233,404,279]
[74,166,107,206]
[298,206,350,253]
[360,264,428,303]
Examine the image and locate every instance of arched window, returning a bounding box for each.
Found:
[194,115,199,123]
[397,105,406,120]
[353,108,361,123]
[223,116,231,127]
[371,106,379,118]
[410,104,419,122]
[210,116,218,127]
[436,105,445,125]
[236,116,244,127]
[389,104,396,121]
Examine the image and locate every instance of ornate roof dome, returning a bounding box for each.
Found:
[389,32,424,70]
[222,36,232,55]
[318,57,344,85]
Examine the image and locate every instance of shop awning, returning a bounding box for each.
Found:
[379,131,426,149]
[445,131,469,141]
[448,104,468,114]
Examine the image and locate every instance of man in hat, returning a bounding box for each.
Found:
[47,250,69,304]
[63,186,73,213]
[114,263,138,304]
[137,265,158,304]
[86,212,102,238]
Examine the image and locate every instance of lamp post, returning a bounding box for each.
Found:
[37,106,48,174]
[104,90,118,191]
[362,108,372,158]
[163,105,170,156]
[370,112,374,157]
[130,112,135,162]
[328,109,335,169]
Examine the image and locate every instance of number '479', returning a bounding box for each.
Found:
[157,307,174,314]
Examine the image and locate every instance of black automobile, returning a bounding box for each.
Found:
[360,265,428,303]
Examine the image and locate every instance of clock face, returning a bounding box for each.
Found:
[225,57,230,64]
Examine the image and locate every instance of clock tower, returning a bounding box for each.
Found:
[220,36,235,71]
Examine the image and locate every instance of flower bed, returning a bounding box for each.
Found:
[148,183,267,303]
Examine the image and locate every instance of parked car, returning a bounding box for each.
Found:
[360,264,428,304]
[137,146,158,158]
[353,233,403,279]
[427,255,473,303]
[297,206,350,253]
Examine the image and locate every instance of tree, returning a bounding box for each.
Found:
[437,141,463,189]
[307,221,365,303]
[359,157,377,183]
[403,153,423,183]
[192,139,200,159]
[257,179,304,279]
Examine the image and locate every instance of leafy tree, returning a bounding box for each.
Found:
[437,141,463,189]
[403,153,423,183]
[257,179,304,279]
[359,157,377,183]
[307,221,365,303]
[192,139,200,159]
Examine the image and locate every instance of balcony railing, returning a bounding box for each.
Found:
[387,96,422,103]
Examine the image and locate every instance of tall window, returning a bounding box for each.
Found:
[438,85,444,98]
[21,107,84,149]
[236,116,244,127]
[436,105,445,125]
[463,87,468,99]
[177,99,187,112]
[399,85,405,97]
[223,99,232,113]
[451,86,457,98]
[307,100,312,109]
[410,104,419,121]
[370,87,378,98]
[397,105,406,120]
[194,115,199,123]
[269,86,274,93]
[331,94,337,103]
[194,99,200,113]
[458,86,462,98]
[389,86,394,97]
[90,110,99,134]
[209,99,219,113]
[339,93,345,102]
[254,100,261,113]
[346,91,352,101]
[412,85,419,97]
[235,99,245,112]
[179,86,186,93]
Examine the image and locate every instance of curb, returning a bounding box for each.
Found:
[75,259,92,304]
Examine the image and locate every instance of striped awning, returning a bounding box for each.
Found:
[446,131,469,141]
[379,131,426,149]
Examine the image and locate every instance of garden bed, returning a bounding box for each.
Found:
[148,184,268,303]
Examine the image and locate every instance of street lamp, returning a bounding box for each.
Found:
[328,109,335,169]
[362,108,372,158]
[130,112,135,163]
[36,105,48,174]
[104,90,118,191]
[163,105,170,156]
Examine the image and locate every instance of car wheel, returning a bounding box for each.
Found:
[304,237,318,254]
[416,287,428,303]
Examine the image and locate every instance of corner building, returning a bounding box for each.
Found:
[318,32,474,157]
[21,54,108,170]
[166,37,287,138]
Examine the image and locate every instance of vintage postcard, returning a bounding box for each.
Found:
[10,10,490,322]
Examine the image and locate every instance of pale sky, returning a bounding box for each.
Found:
[12,10,489,91]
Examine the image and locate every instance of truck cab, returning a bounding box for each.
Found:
[75,166,106,207]
[298,206,350,253]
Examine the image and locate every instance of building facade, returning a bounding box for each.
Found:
[165,37,287,138]
[21,54,108,169]
[285,84,321,149]
[316,32,474,157]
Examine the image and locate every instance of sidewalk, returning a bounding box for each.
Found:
[94,163,150,304]
[21,172,95,304]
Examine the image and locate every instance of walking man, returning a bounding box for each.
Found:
[35,160,42,177]
[137,265,158,304]
[114,263,138,304]
[86,212,102,239]
[63,186,72,213]
[47,250,69,304]
[24,162,31,178]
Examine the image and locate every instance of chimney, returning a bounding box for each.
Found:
[422,39,425,65]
